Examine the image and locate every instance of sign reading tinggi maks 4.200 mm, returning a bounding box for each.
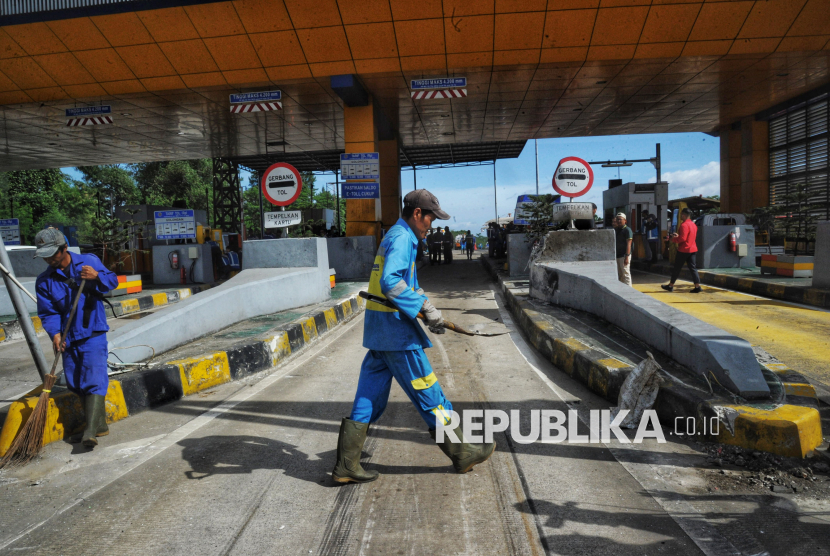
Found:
[261,162,303,206]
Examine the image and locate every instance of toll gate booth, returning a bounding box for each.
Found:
[603,179,669,259]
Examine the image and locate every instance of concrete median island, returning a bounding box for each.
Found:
[482,233,823,459]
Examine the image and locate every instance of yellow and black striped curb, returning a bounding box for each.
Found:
[631,260,830,309]
[0,294,365,457]
[482,256,823,458]
[0,284,216,345]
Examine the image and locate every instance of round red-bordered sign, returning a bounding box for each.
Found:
[261,162,303,206]
[552,156,594,198]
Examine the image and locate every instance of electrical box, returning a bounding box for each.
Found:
[188,247,200,259]
[737,244,748,257]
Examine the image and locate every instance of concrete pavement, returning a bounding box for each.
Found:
[1,257,828,555]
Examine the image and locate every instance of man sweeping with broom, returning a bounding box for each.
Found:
[35,228,118,448]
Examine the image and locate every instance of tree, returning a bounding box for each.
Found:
[523,194,560,243]
[130,160,212,209]
[76,165,140,216]
[3,169,75,243]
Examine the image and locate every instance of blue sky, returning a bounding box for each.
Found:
[63,132,719,234]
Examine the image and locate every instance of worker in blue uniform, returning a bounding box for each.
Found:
[332,190,495,484]
[34,228,119,448]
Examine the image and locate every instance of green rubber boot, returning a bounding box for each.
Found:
[81,394,109,448]
[431,424,496,474]
[69,394,86,443]
[332,418,379,484]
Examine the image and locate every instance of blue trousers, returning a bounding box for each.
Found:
[63,332,109,396]
[350,349,453,430]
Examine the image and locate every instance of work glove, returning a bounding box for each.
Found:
[421,299,445,334]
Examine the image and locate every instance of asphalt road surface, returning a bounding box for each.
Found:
[1,258,828,555]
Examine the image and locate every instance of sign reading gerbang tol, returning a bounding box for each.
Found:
[553,156,594,198]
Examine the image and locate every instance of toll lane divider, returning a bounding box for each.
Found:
[631,260,830,309]
[482,256,823,458]
[0,284,216,345]
[0,294,365,456]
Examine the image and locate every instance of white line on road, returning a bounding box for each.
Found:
[489,285,746,556]
[0,313,365,552]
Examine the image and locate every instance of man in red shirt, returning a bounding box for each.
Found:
[662,208,701,293]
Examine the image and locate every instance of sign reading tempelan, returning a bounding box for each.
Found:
[264,211,302,228]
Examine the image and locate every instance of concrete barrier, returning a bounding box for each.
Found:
[529,230,770,400]
[326,236,376,280]
[108,238,332,364]
[507,234,532,277]
[0,278,37,315]
[814,221,830,289]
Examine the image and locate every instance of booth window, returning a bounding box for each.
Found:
[769,94,829,222]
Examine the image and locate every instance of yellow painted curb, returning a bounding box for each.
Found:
[300,317,318,343]
[152,292,169,306]
[0,381,129,457]
[169,353,232,396]
[715,404,823,458]
[323,307,338,331]
[263,331,291,367]
[121,298,140,314]
[552,338,589,376]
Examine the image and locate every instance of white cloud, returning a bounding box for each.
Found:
[649,161,720,199]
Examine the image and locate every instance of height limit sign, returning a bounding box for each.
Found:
[553,157,594,198]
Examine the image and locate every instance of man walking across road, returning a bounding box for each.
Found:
[34,228,119,448]
[332,190,495,484]
[614,213,633,286]
[465,230,475,260]
[662,208,701,293]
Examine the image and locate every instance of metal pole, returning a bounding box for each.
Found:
[414,166,417,190]
[0,235,50,381]
[493,159,498,222]
[535,139,539,195]
[257,172,264,237]
[656,143,661,184]
[335,170,340,235]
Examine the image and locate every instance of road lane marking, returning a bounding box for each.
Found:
[0,313,365,552]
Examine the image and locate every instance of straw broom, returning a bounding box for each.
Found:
[0,279,86,468]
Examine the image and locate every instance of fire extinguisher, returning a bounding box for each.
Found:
[169,250,179,269]
[729,231,737,252]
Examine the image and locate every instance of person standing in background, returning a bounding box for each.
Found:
[614,213,633,286]
[465,230,475,260]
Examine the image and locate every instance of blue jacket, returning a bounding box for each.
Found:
[363,219,431,351]
[36,252,118,344]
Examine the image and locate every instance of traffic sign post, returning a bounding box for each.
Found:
[553,156,594,199]
[0,218,20,245]
[261,162,303,207]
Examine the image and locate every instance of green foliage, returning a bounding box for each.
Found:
[76,165,140,213]
[523,194,559,243]
[130,160,212,209]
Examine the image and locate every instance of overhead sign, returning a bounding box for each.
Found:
[0,218,20,245]
[264,211,302,228]
[342,182,380,199]
[411,78,467,89]
[552,202,594,223]
[154,210,196,240]
[340,153,379,180]
[261,162,303,206]
[411,77,467,99]
[229,90,282,113]
[553,156,594,198]
[65,105,112,126]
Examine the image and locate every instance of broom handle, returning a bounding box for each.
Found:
[358,291,479,336]
[49,278,87,377]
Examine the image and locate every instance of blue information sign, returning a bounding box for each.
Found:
[154,210,196,240]
[340,153,379,180]
[0,218,20,245]
[65,106,111,117]
[411,77,467,90]
[230,90,282,104]
[342,182,380,199]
